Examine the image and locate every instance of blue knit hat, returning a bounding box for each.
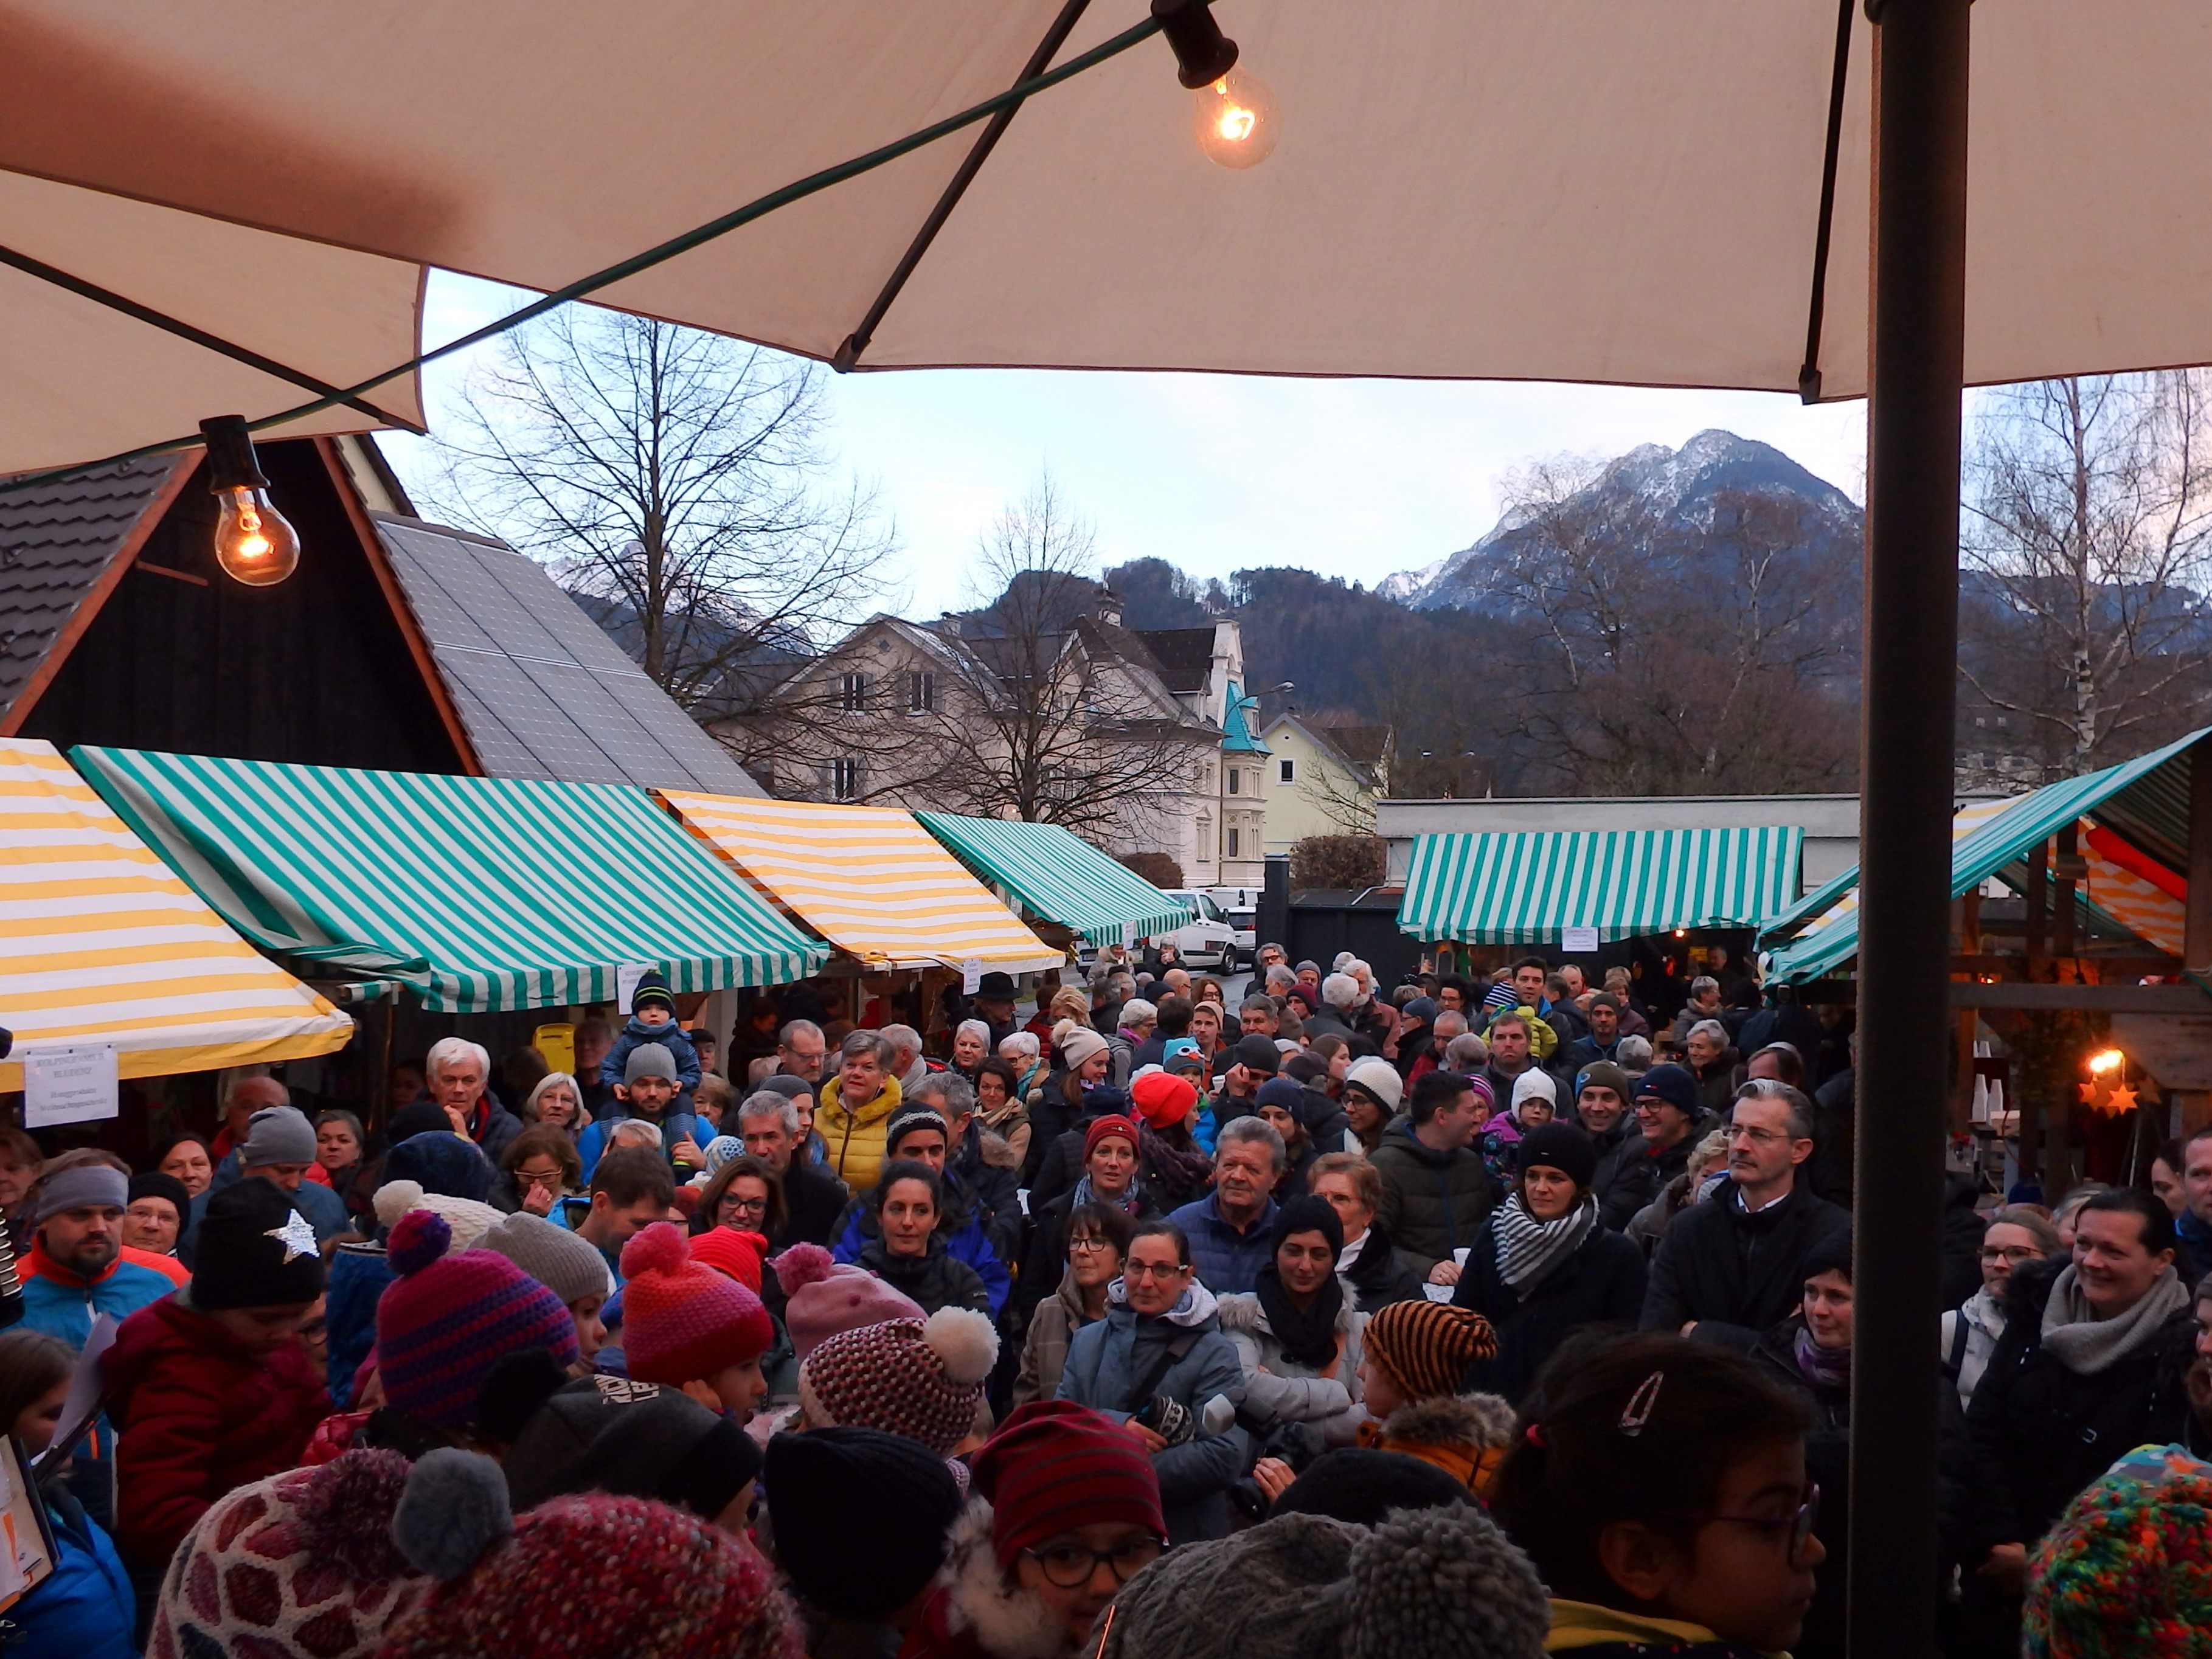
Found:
[384,1129,493,1204]
[1633,1062,1700,1118]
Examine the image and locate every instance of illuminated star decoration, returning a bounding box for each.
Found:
[2078,1082,2099,1104]
[266,1210,318,1264]
[2104,1083,2138,1115]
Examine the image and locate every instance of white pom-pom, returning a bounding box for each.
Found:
[922,1306,1000,1385]
[1051,1017,1080,1048]
[373,1180,427,1228]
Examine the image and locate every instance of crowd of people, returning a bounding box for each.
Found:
[0,954,2205,1658]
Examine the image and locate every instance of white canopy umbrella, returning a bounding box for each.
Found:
[4,5,2196,1652]
[0,168,424,474]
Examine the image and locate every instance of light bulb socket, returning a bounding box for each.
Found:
[198,415,270,494]
[1152,0,1238,89]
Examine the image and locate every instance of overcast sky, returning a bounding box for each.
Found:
[380,271,1872,615]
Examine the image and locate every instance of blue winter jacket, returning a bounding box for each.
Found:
[599,1019,702,1095]
[184,1164,352,1262]
[1165,1192,1280,1296]
[6,1488,134,1659]
[1056,1280,1252,1543]
[322,1242,394,1407]
[828,1180,1011,1317]
[575,1106,705,1183]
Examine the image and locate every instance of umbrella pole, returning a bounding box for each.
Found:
[1851,3,1971,1658]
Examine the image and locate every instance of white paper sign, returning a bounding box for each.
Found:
[35,1313,116,1469]
[23,1045,119,1127]
[1560,926,1601,953]
[960,958,983,996]
[1120,920,1137,949]
[613,962,654,1011]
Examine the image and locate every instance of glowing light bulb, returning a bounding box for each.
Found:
[213,484,300,586]
[1194,67,1278,168]
[2087,1047,2125,1076]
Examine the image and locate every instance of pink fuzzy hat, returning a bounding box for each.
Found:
[772,1243,923,1360]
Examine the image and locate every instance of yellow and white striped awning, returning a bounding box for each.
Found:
[0,740,352,1090]
[657,792,1064,973]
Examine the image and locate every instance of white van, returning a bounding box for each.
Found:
[1154,890,1242,971]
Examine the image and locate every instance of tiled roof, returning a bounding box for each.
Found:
[1131,626,1216,694]
[370,514,764,795]
[0,457,182,720]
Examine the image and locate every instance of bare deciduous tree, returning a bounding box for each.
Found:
[417,310,896,736]
[1962,372,2212,776]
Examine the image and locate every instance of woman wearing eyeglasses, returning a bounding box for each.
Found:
[903,1399,1167,1659]
[692,1152,786,1243]
[1491,1332,1826,1658]
[1014,1200,1137,1406]
[1940,1206,2061,1412]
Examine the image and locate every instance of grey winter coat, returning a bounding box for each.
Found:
[1057,1280,1253,1543]
[1215,1289,1368,1446]
[1368,1115,1497,1275]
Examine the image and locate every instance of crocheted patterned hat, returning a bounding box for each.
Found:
[2025,1443,2212,1658]
[797,1308,998,1455]
[618,1222,773,1385]
[1363,1301,1499,1401]
[376,1211,579,1430]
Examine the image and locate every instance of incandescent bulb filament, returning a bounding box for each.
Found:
[1193,66,1278,169]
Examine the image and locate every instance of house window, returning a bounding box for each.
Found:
[905,670,937,713]
[1278,758,1294,783]
[1227,827,1241,858]
[831,758,862,800]
[838,671,869,713]
[1227,769,1240,795]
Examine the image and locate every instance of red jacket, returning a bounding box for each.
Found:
[103,1295,330,1569]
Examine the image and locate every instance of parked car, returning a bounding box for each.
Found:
[1204,887,1259,968]
[1154,890,1241,971]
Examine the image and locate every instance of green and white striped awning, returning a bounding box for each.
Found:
[1397,827,1806,946]
[1761,724,2208,983]
[914,814,1188,948]
[71,747,827,1011]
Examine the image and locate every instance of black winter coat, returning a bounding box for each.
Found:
[1370,1116,1497,1274]
[1453,1218,1648,1402]
[854,1238,990,1317]
[1587,1122,1657,1231]
[1638,1179,1851,1345]
[1962,1256,2201,1557]
[770,1158,852,1252]
[1017,1185,1160,1320]
[1339,1221,1427,1311]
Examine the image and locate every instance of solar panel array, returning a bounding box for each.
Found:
[370,514,763,797]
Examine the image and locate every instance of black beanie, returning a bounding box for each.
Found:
[1269,1447,1470,1526]
[1516,1121,1599,1190]
[764,1426,961,1619]
[1269,1193,1343,1261]
[504,1376,760,1523]
[1803,1228,1854,1283]
[127,1169,192,1221]
[386,1100,452,1144]
[193,1176,326,1311]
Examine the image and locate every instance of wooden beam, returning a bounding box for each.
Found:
[1949,953,2182,978]
[0,455,195,736]
[1948,982,2212,1012]
[2188,733,2212,977]
[2025,837,2049,982]
[2054,820,2079,960]
[310,437,481,775]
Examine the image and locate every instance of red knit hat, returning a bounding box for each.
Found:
[971,1401,1165,1568]
[619,1223,774,1386]
[1131,1072,1198,1129]
[687,1226,767,1294]
[376,1211,579,1431]
[1083,1114,1141,1161]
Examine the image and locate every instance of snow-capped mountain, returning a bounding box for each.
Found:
[1383,429,1862,612]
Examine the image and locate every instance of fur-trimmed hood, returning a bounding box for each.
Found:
[1375,1390,1516,1452]
[920,1498,1073,1659]
[1213,1281,1362,1342]
[976,1127,1021,1171]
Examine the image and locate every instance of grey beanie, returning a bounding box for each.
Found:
[477,1211,614,1306]
[623,1043,679,1086]
[35,1164,128,1225]
[238,1104,318,1169]
[1094,1502,1550,1659]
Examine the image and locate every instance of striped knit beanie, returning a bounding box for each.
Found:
[797,1309,998,1456]
[376,1211,580,1430]
[618,1223,773,1386]
[971,1400,1165,1568]
[1363,1301,1499,1402]
[2025,1443,2212,1657]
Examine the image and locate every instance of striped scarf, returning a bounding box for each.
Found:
[1491,1192,1598,1289]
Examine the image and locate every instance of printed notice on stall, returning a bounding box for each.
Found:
[1559,926,1601,953]
[614,962,654,1012]
[23,1044,119,1127]
[961,959,983,995]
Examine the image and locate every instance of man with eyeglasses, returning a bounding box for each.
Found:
[1639,1084,1848,1346]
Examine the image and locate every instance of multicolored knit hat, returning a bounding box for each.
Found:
[618,1222,773,1385]
[1363,1300,1499,1401]
[797,1308,998,1455]
[971,1400,1165,1568]
[375,1211,579,1430]
[772,1244,923,1359]
[2025,1443,2212,1657]
[384,1477,798,1659]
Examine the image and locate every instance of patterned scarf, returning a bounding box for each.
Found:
[1070,1173,1143,1217]
[1491,1191,1598,1289]
[1794,1321,1851,1390]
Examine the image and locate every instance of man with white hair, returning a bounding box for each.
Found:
[1302,972,1361,1045]
[425,1035,524,1164]
[212,1072,290,1161]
